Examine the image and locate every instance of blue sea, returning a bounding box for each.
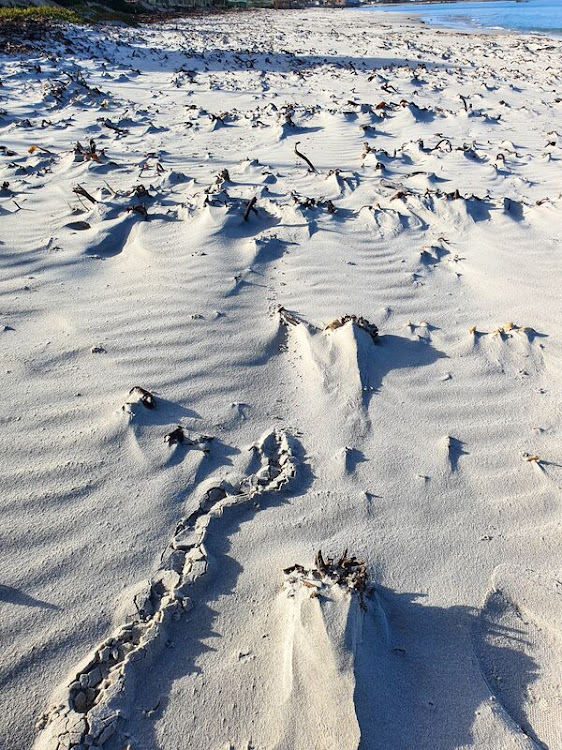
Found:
[358,0,562,36]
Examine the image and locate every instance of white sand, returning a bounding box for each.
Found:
[1,8,561,749]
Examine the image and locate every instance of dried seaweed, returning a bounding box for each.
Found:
[127,386,155,409]
[284,550,369,609]
[324,315,379,342]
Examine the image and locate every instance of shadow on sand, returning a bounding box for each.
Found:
[355,586,538,750]
[358,332,448,406]
[0,584,59,611]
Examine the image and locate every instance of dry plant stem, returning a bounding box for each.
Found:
[72,185,97,205]
[278,307,301,328]
[294,141,317,173]
[243,196,257,222]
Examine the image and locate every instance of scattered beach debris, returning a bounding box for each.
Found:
[470,322,538,337]
[490,322,537,336]
[74,139,101,163]
[2,11,559,750]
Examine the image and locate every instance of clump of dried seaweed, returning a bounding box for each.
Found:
[283,550,369,609]
[324,315,379,342]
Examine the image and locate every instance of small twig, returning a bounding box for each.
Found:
[278,306,300,327]
[73,184,97,205]
[315,550,327,575]
[294,142,317,173]
[381,81,399,94]
[243,196,257,222]
[432,138,452,152]
[104,119,128,135]
[28,144,54,155]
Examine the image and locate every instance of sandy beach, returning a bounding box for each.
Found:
[1,8,561,749]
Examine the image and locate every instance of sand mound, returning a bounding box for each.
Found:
[270,552,368,750]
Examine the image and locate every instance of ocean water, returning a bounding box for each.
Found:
[359,0,562,36]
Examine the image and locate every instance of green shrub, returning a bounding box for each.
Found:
[0,6,82,24]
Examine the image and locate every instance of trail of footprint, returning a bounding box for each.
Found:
[474,566,562,750]
[34,429,297,750]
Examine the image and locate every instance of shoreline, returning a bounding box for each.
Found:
[355,1,562,40]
